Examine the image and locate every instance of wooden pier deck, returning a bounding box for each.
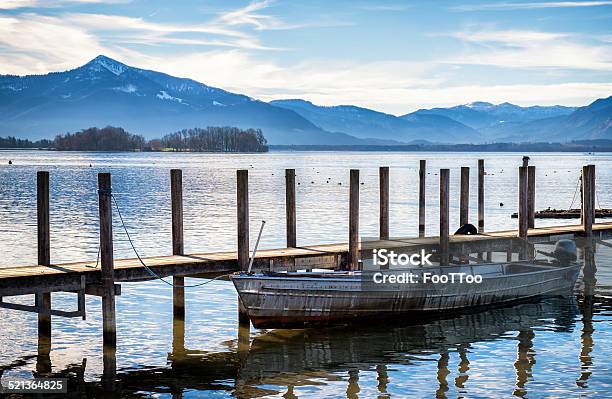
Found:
[1,222,611,298]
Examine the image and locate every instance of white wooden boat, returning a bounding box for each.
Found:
[231,240,581,329]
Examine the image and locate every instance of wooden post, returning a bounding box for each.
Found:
[237,170,249,270]
[36,171,51,373]
[419,160,426,237]
[285,169,296,247]
[478,160,485,233]
[98,173,116,389]
[349,169,360,270]
[460,167,469,227]
[527,166,536,229]
[379,166,389,240]
[582,165,595,236]
[440,169,450,266]
[518,167,529,240]
[170,169,185,336]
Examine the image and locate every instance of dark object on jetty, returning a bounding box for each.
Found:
[454,224,477,235]
[511,208,612,219]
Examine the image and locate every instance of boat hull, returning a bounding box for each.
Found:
[232,263,581,329]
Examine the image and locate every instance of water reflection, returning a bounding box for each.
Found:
[0,238,610,397]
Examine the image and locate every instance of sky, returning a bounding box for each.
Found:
[0,0,611,114]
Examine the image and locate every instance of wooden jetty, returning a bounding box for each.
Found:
[0,160,610,390]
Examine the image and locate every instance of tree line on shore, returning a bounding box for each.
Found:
[0,126,269,152]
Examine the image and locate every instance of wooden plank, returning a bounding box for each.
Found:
[440,169,450,266]
[478,159,484,233]
[285,169,296,247]
[460,167,469,227]
[237,170,249,270]
[379,166,389,240]
[419,160,426,238]
[349,169,360,270]
[582,165,595,236]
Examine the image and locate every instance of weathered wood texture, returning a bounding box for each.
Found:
[582,165,596,236]
[36,171,51,337]
[527,166,536,229]
[460,167,470,227]
[349,169,360,270]
[440,169,450,265]
[379,166,389,240]
[237,170,249,270]
[419,160,426,237]
[285,169,296,247]
[478,160,484,233]
[518,166,529,239]
[171,169,184,256]
[98,173,116,350]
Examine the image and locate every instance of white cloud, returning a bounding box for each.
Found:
[447,29,612,71]
[0,0,130,9]
[453,1,612,11]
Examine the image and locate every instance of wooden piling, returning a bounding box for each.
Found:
[582,165,595,236]
[440,169,450,266]
[478,160,485,233]
[237,170,249,270]
[170,169,185,325]
[285,169,296,247]
[419,160,426,238]
[36,171,51,371]
[379,166,389,240]
[460,167,469,227]
[98,173,116,389]
[518,167,529,240]
[349,169,360,270]
[527,166,536,229]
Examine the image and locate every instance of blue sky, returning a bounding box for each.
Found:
[1,0,611,114]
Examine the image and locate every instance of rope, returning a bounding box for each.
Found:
[567,176,581,211]
[110,194,230,288]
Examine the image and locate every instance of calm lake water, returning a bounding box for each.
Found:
[0,150,611,398]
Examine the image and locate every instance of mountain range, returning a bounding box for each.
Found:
[0,55,610,145]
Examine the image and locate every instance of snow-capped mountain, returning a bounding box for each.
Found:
[0,55,372,145]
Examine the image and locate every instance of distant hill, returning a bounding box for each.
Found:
[0,55,373,145]
[271,99,482,143]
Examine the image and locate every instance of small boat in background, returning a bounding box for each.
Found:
[231,240,581,329]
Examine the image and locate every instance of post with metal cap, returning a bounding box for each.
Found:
[419,160,426,237]
[236,170,251,337]
[440,169,450,266]
[285,169,296,247]
[478,160,485,233]
[460,167,470,227]
[36,171,51,373]
[98,173,116,390]
[349,169,360,270]
[170,169,185,353]
[379,166,389,240]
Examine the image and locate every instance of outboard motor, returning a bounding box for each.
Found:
[552,239,577,265]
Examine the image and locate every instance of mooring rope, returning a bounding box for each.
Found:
[566,176,581,211]
[110,194,230,288]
